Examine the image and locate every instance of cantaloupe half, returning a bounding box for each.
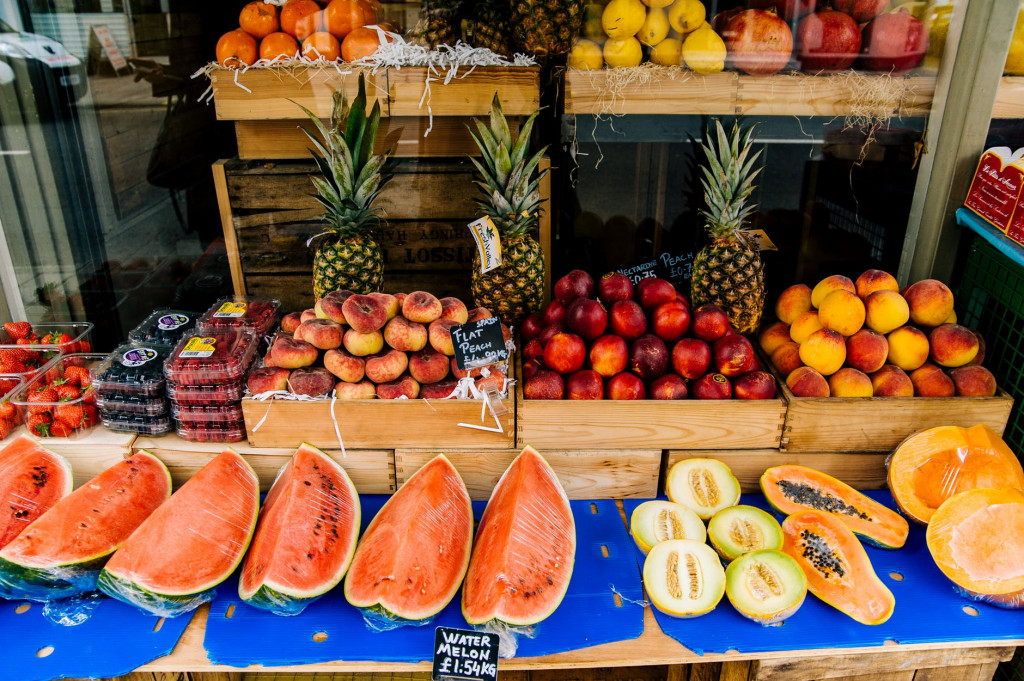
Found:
[927,487,1024,608]
[889,425,1024,525]
[630,500,705,555]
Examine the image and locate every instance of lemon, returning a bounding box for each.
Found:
[569,39,606,70]
[583,3,606,40]
[639,7,670,46]
[603,36,644,67]
[668,0,706,34]
[650,37,682,66]
[1004,6,1024,75]
[642,0,674,7]
[602,0,647,39]
[682,26,725,74]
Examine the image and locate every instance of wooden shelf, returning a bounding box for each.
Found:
[993,76,1024,119]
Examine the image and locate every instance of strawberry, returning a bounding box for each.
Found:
[0,417,13,439]
[27,386,56,415]
[54,403,84,429]
[4,322,31,340]
[77,341,92,352]
[28,412,51,437]
[81,405,98,428]
[15,335,38,345]
[63,366,91,388]
[41,332,72,346]
[0,357,27,374]
[0,401,16,421]
[0,348,31,364]
[49,420,72,438]
[55,383,80,401]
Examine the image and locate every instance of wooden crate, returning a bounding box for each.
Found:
[994,76,1024,119]
[134,433,395,495]
[565,71,738,116]
[209,68,386,122]
[395,448,661,500]
[12,426,137,489]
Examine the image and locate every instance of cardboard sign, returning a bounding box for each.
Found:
[965,147,1024,233]
[92,25,127,71]
[617,250,695,288]
[451,317,508,371]
[432,627,499,681]
[467,217,503,274]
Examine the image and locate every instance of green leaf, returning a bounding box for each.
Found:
[489,94,512,148]
[509,109,539,168]
[494,142,512,187]
[357,99,381,170]
[345,75,368,157]
[472,119,500,170]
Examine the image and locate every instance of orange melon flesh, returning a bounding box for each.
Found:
[462,446,576,626]
[0,435,72,550]
[344,454,473,621]
[889,425,1024,525]
[927,488,1024,607]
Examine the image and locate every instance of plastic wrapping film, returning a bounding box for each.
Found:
[0,436,72,552]
[97,449,260,618]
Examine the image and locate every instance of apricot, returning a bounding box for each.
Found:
[871,364,914,397]
[864,290,910,335]
[828,367,873,397]
[811,275,856,309]
[910,363,955,397]
[789,310,824,344]
[845,329,888,374]
[759,321,792,356]
[770,341,804,377]
[928,323,979,368]
[786,366,830,397]
[818,289,865,336]
[903,279,954,327]
[775,284,813,324]
[798,328,846,376]
[855,269,899,299]
[949,365,997,397]
[886,326,930,371]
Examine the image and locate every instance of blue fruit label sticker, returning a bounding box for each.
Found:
[121,347,158,367]
[179,336,217,358]
[158,313,190,330]
[214,302,248,318]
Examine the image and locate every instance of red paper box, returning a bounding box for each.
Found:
[965,147,1024,233]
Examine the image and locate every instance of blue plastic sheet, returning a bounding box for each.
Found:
[624,491,1024,655]
[203,497,644,666]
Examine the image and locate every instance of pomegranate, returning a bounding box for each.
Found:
[859,10,927,73]
[796,8,861,72]
[747,0,816,24]
[832,0,888,24]
[720,8,794,75]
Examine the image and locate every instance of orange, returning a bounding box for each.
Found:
[324,0,377,40]
[216,29,258,68]
[280,0,323,40]
[239,1,279,40]
[341,26,391,61]
[302,31,341,61]
[259,32,300,60]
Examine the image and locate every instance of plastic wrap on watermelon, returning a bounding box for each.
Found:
[0,436,73,553]
[238,444,360,617]
[925,487,1024,610]
[97,448,260,617]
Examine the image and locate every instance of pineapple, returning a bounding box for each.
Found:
[511,0,586,58]
[691,120,766,335]
[468,95,548,324]
[296,74,391,298]
[410,0,467,49]
[463,0,514,57]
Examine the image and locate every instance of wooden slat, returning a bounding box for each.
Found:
[736,74,935,117]
[993,77,1024,119]
[387,67,540,117]
[209,68,386,121]
[538,157,553,304]
[826,673,914,681]
[242,271,473,312]
[754,647,1014,681]
[565,70,737,115]
[530,667,672,681]
[212,159,246,297]
[914,662,1001,681]
[395,448,661,500]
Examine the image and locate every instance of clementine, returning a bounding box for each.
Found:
[341,26,391,61]
[259,32,300,60]
[280,0,323,40]
[324,0,377,40]
[216,29,258,68]
[239,2,279,40]
[301,31,341,61]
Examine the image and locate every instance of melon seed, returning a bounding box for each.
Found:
[686,553,703,600]
[666,551,683,599]
[655,509,684,542]
[744,562,784,601]
[730,518,764,552]
[689,469,720,507]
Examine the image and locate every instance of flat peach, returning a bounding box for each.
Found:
[334,380,376,399]
[828,367,873,397]
[928,323,979,368]
[904,279,954,327]
[789,310,823,344]
[786,366,829,397]
[429,318,459,356]
[409,347,450,384]
[910,363,955,397]
[855,269,899,299]
[886,326,930,371]
[818,290,865,336]
[864,290,910,335]
[365,349,408,384]
[376,373,420,399]
[798,328,846,376]
[439,297,469,324]
[811,275,856,309]
[770,341,803,377]
[343,328,384,357]
[384,316,428,353]
[759,322,792,356]
[270,336,318,369]
[845,329,888,373]
[775,284,812,324]
[324,347,365,383]
[871,364,914,397]
[297,318,344,350]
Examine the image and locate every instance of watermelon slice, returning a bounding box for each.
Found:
[239,443,360,615]
[98,448,259,617]
[344,454,473,621]
[0,435,72,551]
[462,445,576,626]
[0,451,171,601]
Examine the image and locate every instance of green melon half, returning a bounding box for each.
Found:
[0,450,170,601]
[666,458,741,520]
[0,435,72,552]
[98,448,259,617]
[630,500,706,555]
[725,549,807,625]
[643,539,725,618]
[708,505,783,562]
[239,443,360,615]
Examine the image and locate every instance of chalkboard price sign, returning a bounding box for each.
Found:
[617,250,695,289]
[432,626,499,681]
[451,317,508,371]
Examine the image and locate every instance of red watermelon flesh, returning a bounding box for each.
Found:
[0,435,72,551]
[462,445,576,626]
[344,454,473,621]
[238,443,360,615]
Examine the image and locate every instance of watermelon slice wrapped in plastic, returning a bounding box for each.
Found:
[0,435,72,553]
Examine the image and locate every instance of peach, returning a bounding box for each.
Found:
[609,300,648,340]
[828,368,873,397]
[297,318,344,350]
[691,304,731,342]
[300,308,317,323]
[969,330,986,366]
[818,290,865,336]
[855,269,899,299]
[637,278,676,312]
[671,338,712,380]
[928,323,979,368]
[280,312,303,334]
[343,328,384,357]
[263,351,278,368]
[247,367,291,394]
[520,314,544,342]
[343,294,388,333]
[324,347,365,383]
[630,334,669,380]
[501,323,512,342]
[320,290,353,324]
[451,356,482,380]
[409,347,450,385]
[335,379,376,399]
[420,379,459,399]
[524,370,565,400]
[521,358,543,381]
[270,336,318,369]
[910,363,955,397]
[376,373,420,400]
[693,373,733,399]
[774,284,813,324]
[786,366,830,397]
[650,374,689,400]
[886,326,930,371]
[522,338,545,363]
[544,333,587,374]
[590,334,628,378]
[811,275,856,309]
[734,371,777,399]
[871,364,914,397]
[403,291,443,324]
[314,298,330,319]
[945,310,957,324]
[365,349,408,384]
[713,334,755,377]
[566,369,604,400]
[949,365,997,397]
[845,329,888,374]
[759,322,792,356]
[287,367,335,397]
[369,292,400,321]
[789,310,823,344]
[384,316,428,353]
[864,290,910,335]
[607,372,646,400]
[393,292,407,308]
[476,368,507,394]
[439,297,469,324]
[903,279,955,327]
[770,341,804,377]
[428,318,459,356]
[798,328,846,376]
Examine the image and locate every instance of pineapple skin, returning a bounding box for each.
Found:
[313,235,384,299]
[690,237,765,335]
[511,0,586,58]
[471,235,545,325]
[463,0,514,57]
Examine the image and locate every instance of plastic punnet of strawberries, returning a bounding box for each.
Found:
[0,322,64,378]
[14,361,99,439]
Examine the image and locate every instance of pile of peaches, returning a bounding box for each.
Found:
[759,270,997,399]
[246,290,508,400]
[520,270,777,401]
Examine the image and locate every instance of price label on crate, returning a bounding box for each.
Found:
[432,626,499,681]
[616,250,695,288]
[451,317,508,371]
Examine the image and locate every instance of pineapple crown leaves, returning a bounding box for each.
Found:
[698,119,763,238]
[293,74,393,237]
[466,94,550,236]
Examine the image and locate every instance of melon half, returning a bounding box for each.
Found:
[0,435,72,552]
